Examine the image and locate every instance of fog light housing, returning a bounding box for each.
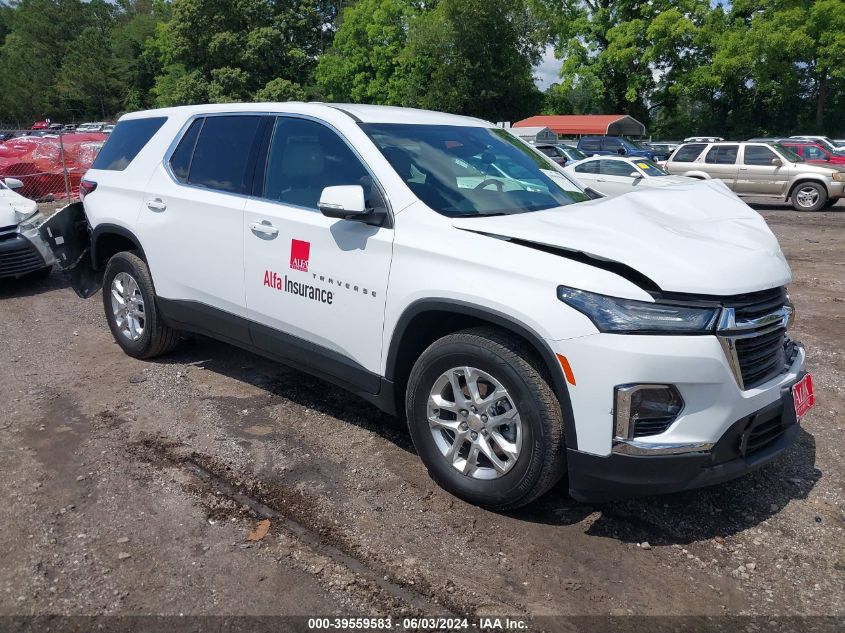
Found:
[613,384,684,440]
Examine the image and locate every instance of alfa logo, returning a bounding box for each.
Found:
[290,239,310,272]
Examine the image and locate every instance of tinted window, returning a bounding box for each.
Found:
[188,116,262,193]
[91,117,166,171]
[671,144,706,162]
[705,145,739,164]
[600,160,636,176]
[574,160,600,174]
[743,145,777,166]
[264,117,384,211]
[602,138,621,151]
[803,145,827,161]
[169,119,202,182]
[538,147,556,157]
[580,138,601,151]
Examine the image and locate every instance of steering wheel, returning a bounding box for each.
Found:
[474,179,504,191]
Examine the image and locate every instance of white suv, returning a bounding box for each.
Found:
[40,103,813,509]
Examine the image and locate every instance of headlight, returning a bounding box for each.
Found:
[557,286,720,334]
[832,172,845,182]
[14,206,37,223]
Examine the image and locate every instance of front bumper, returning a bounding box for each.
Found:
[0,228,54,279]
[566,374,803,502]
[827,180,845,199]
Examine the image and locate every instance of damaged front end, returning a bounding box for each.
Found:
[38,202,101,298]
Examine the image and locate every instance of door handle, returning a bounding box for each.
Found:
[146,198,166,212]
[250,221,279,239]
[596,178,607,182]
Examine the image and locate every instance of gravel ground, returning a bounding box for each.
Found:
[0,198,843,625]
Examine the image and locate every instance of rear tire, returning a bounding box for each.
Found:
[791,182,827,212]
[102,251,179,359]
[405,327,566,510]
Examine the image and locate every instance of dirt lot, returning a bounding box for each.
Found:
[1,199,843,627]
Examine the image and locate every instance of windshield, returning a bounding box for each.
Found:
[632,159,669,176]
[362,124,589,217]
[563,146,586,161]
[774,143,803,163]
[621,137,645,150]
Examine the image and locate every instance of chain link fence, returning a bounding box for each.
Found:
[0,128,108,203]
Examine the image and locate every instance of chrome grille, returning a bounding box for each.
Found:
[731,287,788,321]
[735,327,787,389]
[717,286,791,390]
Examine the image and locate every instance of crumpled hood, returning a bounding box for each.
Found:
[0,187,37,227]
[452,179,791,295]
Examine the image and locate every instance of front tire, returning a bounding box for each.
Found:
[102,251,179,359]
[791,182,827,212]
[406,328,566,510]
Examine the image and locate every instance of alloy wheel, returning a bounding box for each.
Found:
[795,186,820,209]
[427,366,523,480]
[110,272,145,341]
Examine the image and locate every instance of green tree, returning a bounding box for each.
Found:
[397,0,544,121]
[315,0,414,104]
[55,26,123,118]
[151,0,339,105]
[255,77,307,101]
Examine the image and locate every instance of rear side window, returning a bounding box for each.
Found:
[187,116,262,193]
[743,145,777,166]
[90,117,166,171]
[601,138,621,151]
[580,138,601,151]
[600,160,636,176]
[671,144,706,162]
[803,145,828,161]
[705,145,739,164]
[169,119,203,182]
[574,160,600,174]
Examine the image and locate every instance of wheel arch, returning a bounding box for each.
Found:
[385,299,579,450]
[787,177,828,200]
[91,224,146,270]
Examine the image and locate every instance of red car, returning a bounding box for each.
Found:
[780,140,845,166]
[30,120,50,130]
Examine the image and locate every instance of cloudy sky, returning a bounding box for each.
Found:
[533,45,563,90]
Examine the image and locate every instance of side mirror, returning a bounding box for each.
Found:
[771,158,783,167]
[583,187,605,200]
[629,171,642,179]
[617,147,627,156]
[318,185,371,221]
[4,177,24,190]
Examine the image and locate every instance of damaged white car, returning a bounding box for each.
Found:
[0,177,54,279]
[39,104,813,509]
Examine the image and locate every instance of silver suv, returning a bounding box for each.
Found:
[665,141,845,211]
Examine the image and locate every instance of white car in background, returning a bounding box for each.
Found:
[0,177,54,279]
[564,156,695,197]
